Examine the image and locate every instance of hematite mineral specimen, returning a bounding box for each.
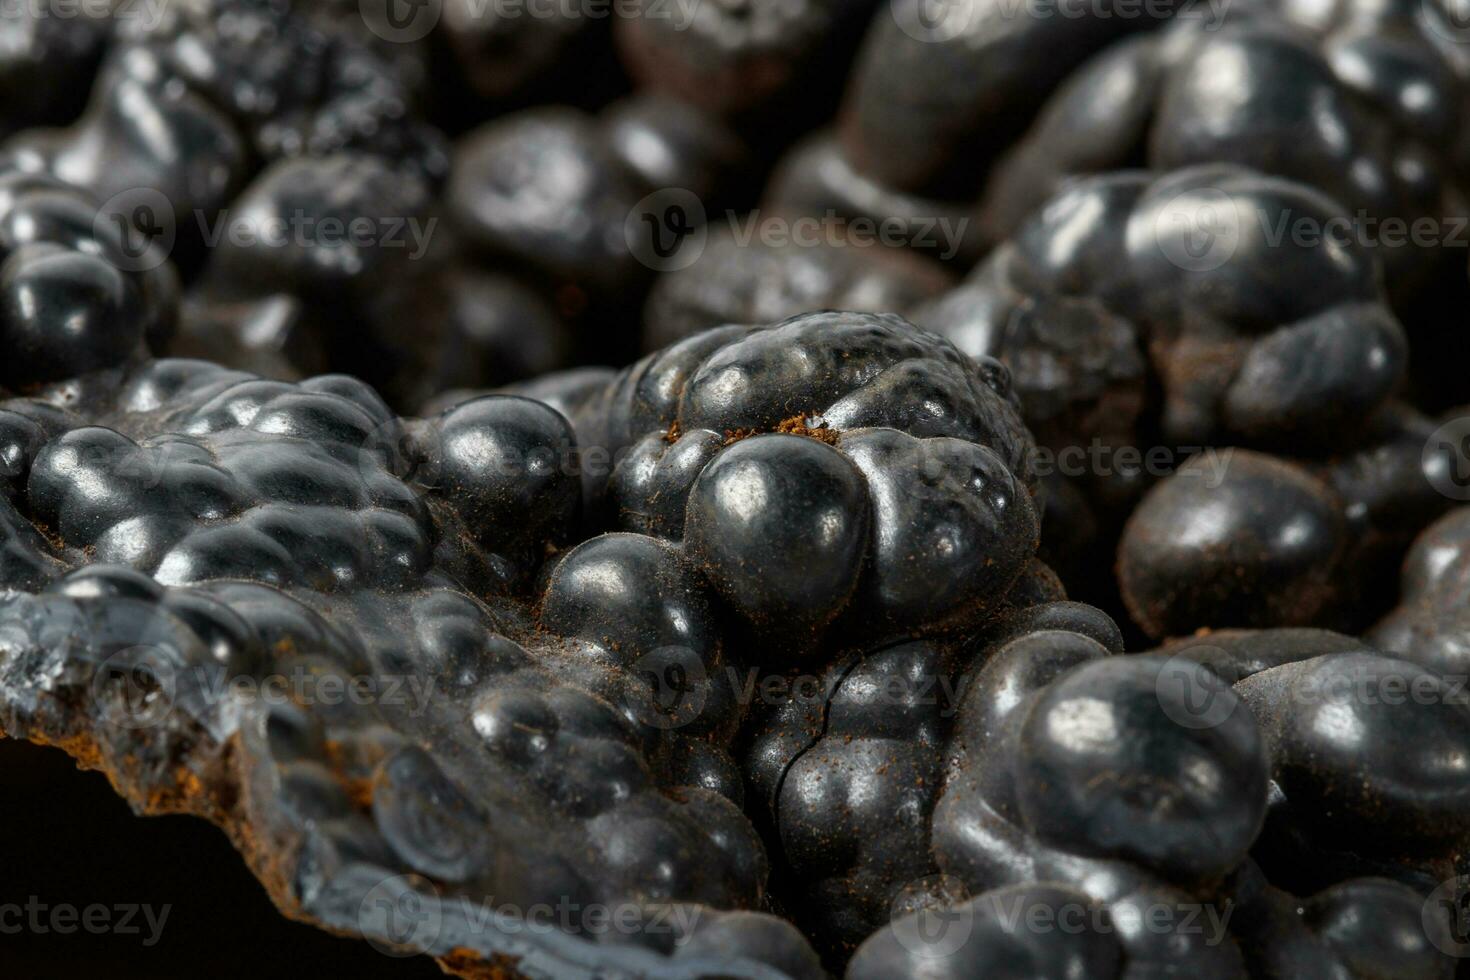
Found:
[0,298,1048,977]
[7,1,1470,977]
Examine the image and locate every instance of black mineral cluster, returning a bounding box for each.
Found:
[3,1,1470,978]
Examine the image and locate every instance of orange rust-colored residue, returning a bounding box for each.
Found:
[723,415,839,447]
[775,414,839,445]
[27,730,106,771]
[722,427,758,445]
[27,520,69,555]
[323,738,375,812]
[436,948,529,979]
[144,766,212,814]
